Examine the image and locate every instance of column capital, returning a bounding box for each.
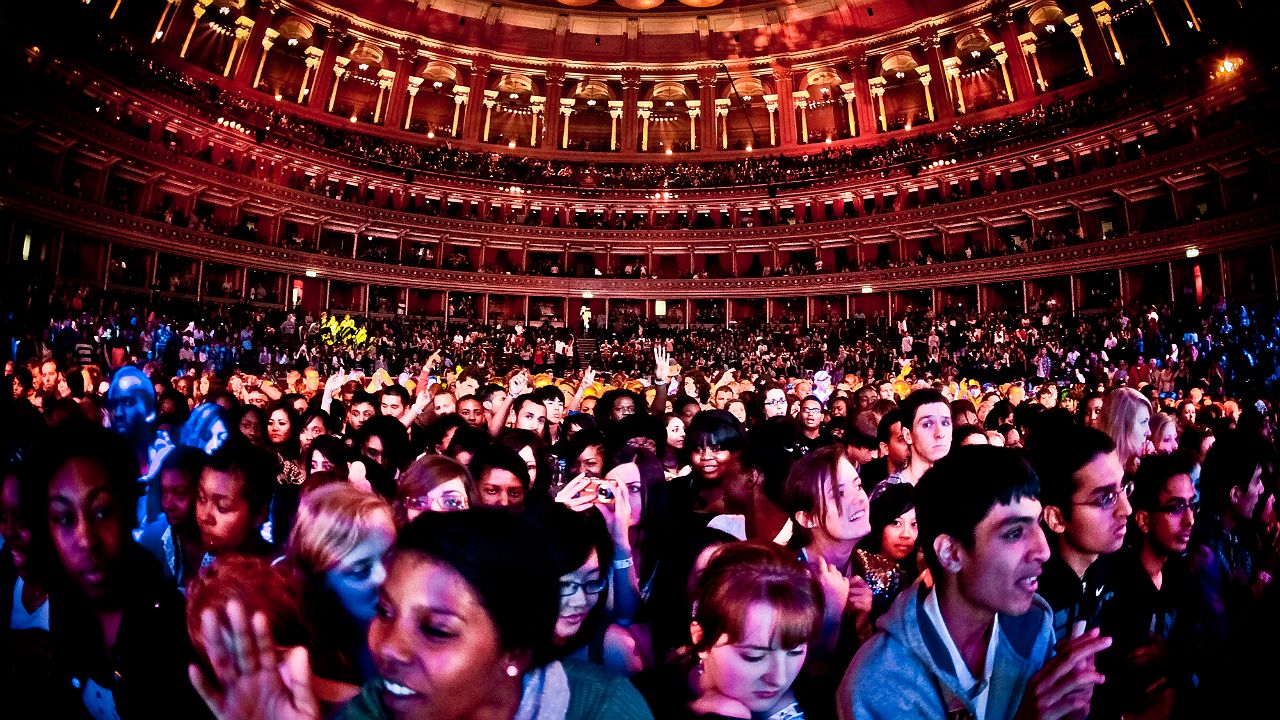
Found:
[261,27,279,49]
[303,44,324,68]
[333,56,350,76]
[1091,1,1114,25]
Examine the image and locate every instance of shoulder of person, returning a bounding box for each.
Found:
[563,658,655,720]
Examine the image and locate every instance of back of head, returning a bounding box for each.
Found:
[187,556,308,668]
[395,508,560,666]
[915,445,1041,577]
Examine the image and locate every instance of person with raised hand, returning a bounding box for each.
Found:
[840,445,1111,720]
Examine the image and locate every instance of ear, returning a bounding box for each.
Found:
[1229,486,1242,505]
[902,426,915,448]
[933,534,964,574]
[794,509,818,530]
[1135,510,1150,535]
[497,649,532,678]
[1041,505,1069,535]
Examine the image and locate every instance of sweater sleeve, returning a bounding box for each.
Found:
[564,660,656,720]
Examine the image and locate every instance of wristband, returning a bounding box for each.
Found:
[612,556,634,570]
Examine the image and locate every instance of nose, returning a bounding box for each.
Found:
[1028,523,1051,565]
[762,652,786,688]
[370,559,387,588]
[373,621,414,667]
[1116,491,1133,518]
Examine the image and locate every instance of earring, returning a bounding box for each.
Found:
[505,664,519,678]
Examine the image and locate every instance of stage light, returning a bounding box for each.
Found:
[305,270,318,278]
[1185,247,1200,258]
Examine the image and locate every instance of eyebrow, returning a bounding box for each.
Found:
[997,516,1038,529]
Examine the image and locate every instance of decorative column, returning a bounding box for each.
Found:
[637,101,653,151]
[620,74,641,152]
[995,12,1036,99]
[1092,3,1125,66]
[298,45,323,103]
[1019,33,1046,91]
[384,49,412,129]
[450,86,469,137]
[404,77,423,130]
[326,57,350,111]
[763,95,778,146]
[461,60,490,140]
[179,0,212,58]
[773,67,797,145]
[153,0,181,44]
[686,101,700,151]
[714,99,730,149]
[839,82,858,135]
[481,90,498,142]
[922,34,955,120]
[1183,0,1201,32]
[559,100,574,149]
[991,42,1016,101]
[793,91,810,143]
[1065,14,1094,77]
[697,72,718,151]
[223,16,254,77]
[252,28,279,88]
[307,29,343,107]
[943,57,965,114]
[542,70,565,149]
[607,101,623,150]
[234,4,275,85]
[868,78,887,132]
[917,66,936,121]
[1145,0,1171,46]
[529,96,546,147]
[373,69,395,124]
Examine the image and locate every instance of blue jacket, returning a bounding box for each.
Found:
[838,580,1055,720]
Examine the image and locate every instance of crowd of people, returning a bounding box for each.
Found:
[3,277,1279,719]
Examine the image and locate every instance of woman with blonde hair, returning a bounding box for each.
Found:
[283,483,397,707]
[395,453,478,524]
[1101,386,1153,473]
[1149,411,1178,454]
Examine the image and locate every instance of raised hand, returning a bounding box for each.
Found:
[508,371,529,397]
[653,348,670,383]
[189,600,319,720]
[554,473,597,513]
[1016,628,1111,720]
[581,366,597,388]
[322,368,346,396]
[846,575,874,616]
[814,557,851,622]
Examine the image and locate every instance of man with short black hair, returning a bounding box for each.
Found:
[1094,453,1198,718]
[477,383,508,424]
[885,388,953,487]
[533,385,567,443]
[1027,426,1131,640]
[840,445,1111,720]
[794,395,832,456]
[345,391,376,436]
[860,409,909,489]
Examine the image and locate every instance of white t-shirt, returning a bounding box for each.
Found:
[923,588,999,720]
[9,576,50,631]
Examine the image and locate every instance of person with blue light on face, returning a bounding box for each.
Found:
[283,483,398,709]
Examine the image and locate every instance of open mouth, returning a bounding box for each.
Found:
[1016,574,1040,594]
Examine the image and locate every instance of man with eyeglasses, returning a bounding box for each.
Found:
[793,395,834,456]
[1093,453,1199,718]
[1028,426,1132,641]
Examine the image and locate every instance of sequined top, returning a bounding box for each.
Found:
[855,548,903,622]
